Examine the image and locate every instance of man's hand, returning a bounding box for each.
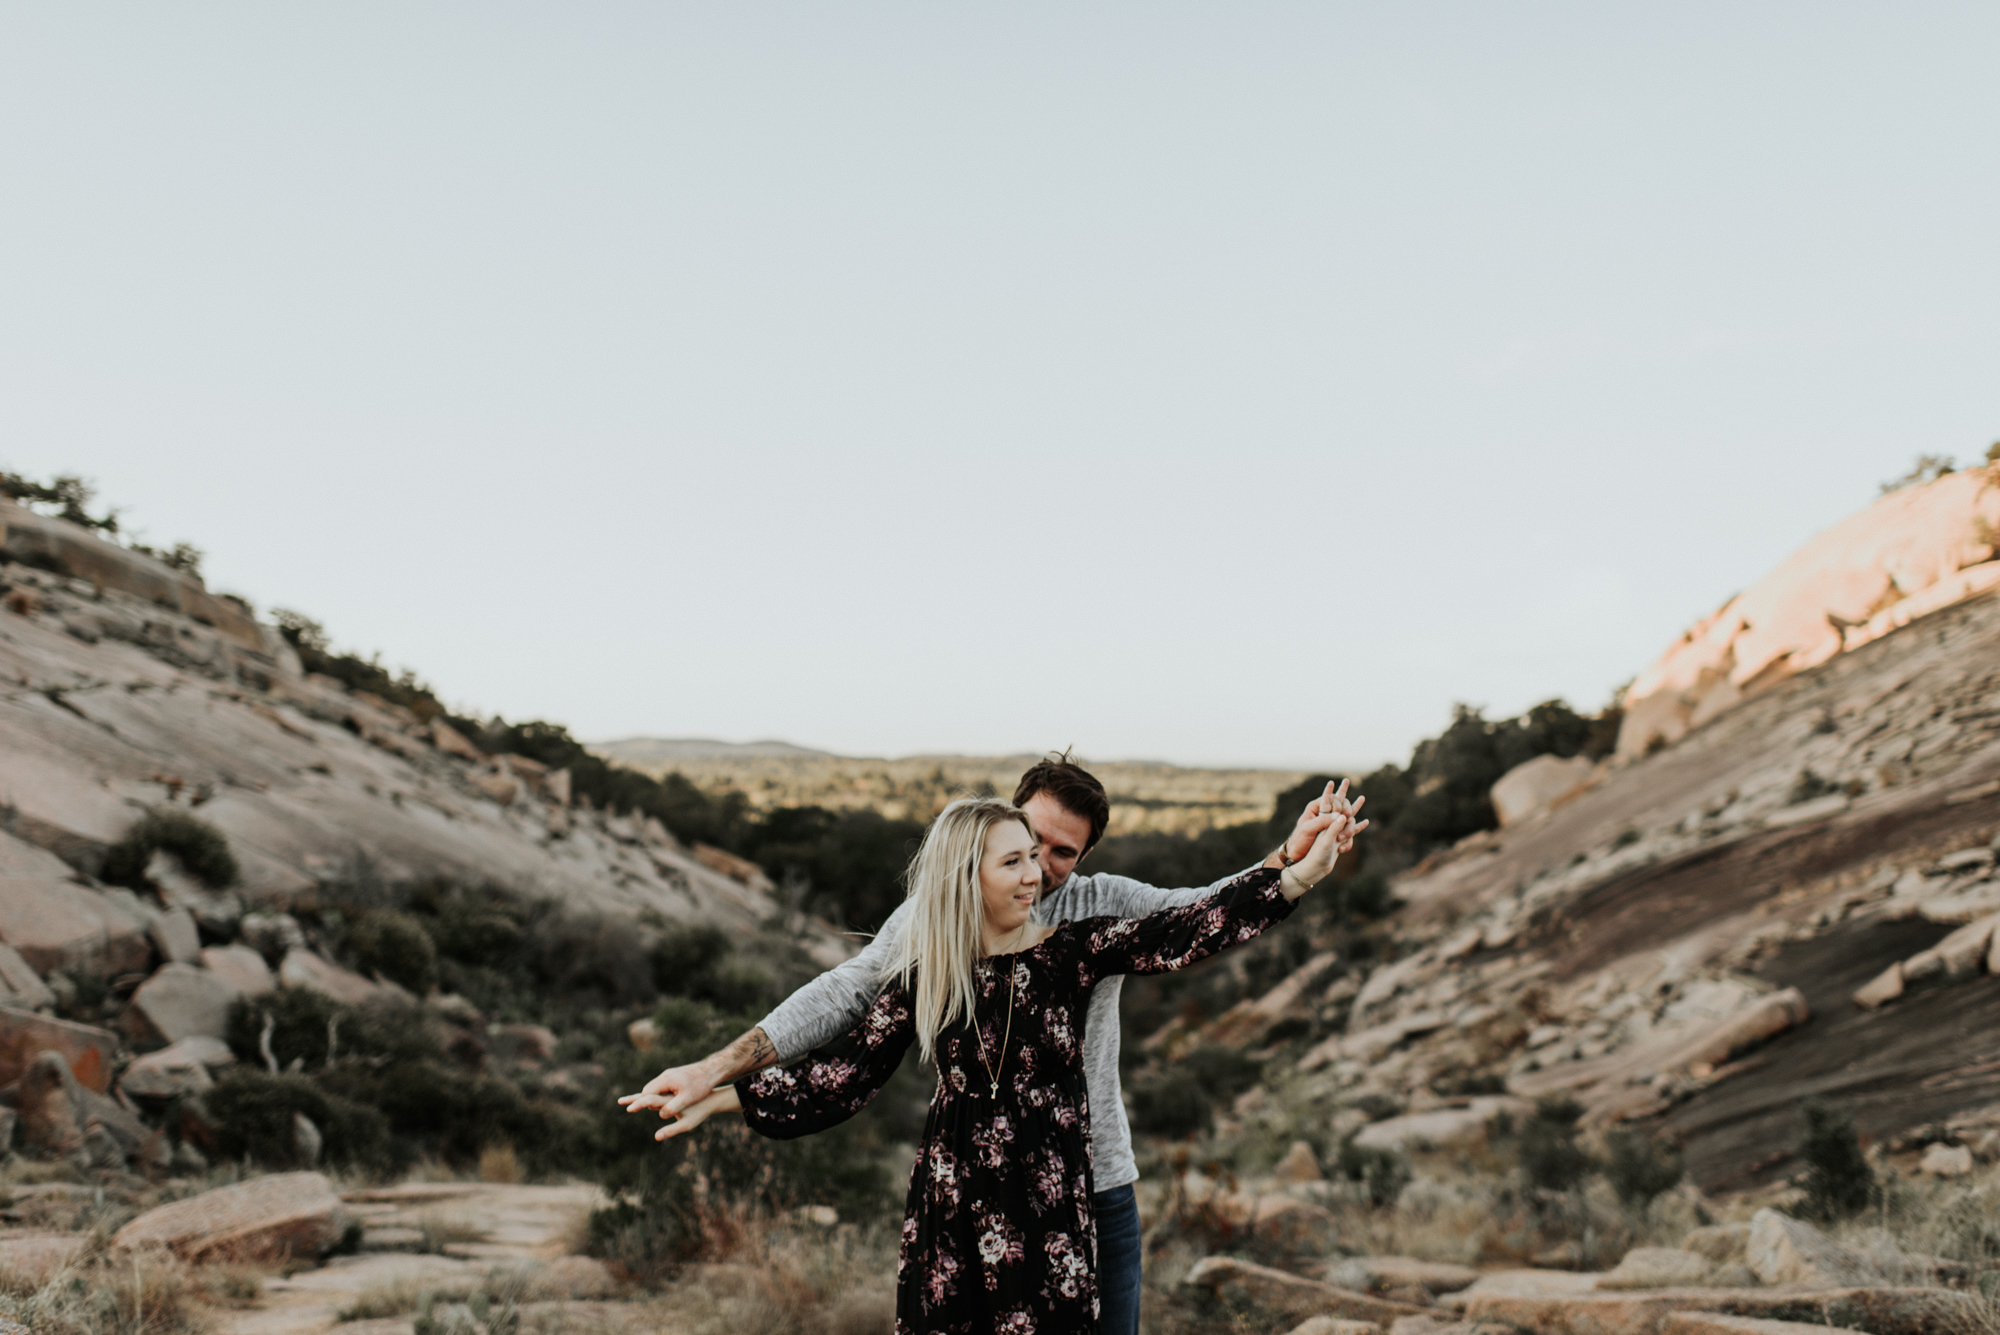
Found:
[1279,779,1366,864]
[617,1025,777,1123]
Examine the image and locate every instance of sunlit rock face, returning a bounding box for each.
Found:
[1619,466,2000,758]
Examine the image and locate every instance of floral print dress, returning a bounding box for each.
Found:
[738,866,1293,1335]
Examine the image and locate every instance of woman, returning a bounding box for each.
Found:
[657,794,1360,1334]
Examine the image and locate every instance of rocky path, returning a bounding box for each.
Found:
[219,1182,610,1335]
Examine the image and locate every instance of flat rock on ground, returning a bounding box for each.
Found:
[1462,1286,1979,1335]
[113,1172,351,1264]
[1184,1256,1432,1326]
[1663,1316,1868,1335]
[0,1231,90,1281]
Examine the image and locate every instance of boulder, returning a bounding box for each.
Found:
[430,719,485,761]
[1919,1142,1973,1177]
[278,949,379,1006]
[1745,1209,1883,1288]
[1183,1257,1431,1326]
[1207,1191,1341,1253]
[0,1005,121,1092]
[472,770,519,805]
[0,941,55,1011]
[201,943,276,996]
[0,875,150,977]
[1353,1097,1528,1153]
[147,907,202,966]
[1597,1248,1718,1290]
[112,1170,351,1263]
[143,849,243,936]
[1901,916,1996,985]
[120,1036,231,1099]
[489,1023,559,1065]
[123,962,240,1044]
[1491,754,1598,826]
[1852,963,1903,1009]
[1286,1320,1384,1335]
[1681,1223,1750,1264]
[15,1050,85,1156]
[1274,1140,1325,1184]
[626,1017,658,1051]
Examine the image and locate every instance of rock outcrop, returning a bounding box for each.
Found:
[111,1170,352,1262]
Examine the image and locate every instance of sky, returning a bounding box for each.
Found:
[2,4,1996,770]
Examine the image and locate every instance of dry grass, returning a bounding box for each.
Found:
[0,1251,275,1335]
[414,1210,488,1255]
[479,1144,525,1185]
[631,1216,897,1335]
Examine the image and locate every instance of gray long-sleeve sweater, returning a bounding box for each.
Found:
[757,867,1247,1191]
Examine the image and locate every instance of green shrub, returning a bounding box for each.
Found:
[1798,1101,1874,1221]
[100,807,239,890]
[224,991,442,1071]
[346,910,439,994]
[1604,1128,1683,1210]
[1336,1140,1412,1207]
[204,1068,394,1173]
[1521,1097,1594,1192]
[648,925,776,1011]
[1130,1072,1212,1138]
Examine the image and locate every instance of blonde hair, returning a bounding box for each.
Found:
[884,796,1035,1064]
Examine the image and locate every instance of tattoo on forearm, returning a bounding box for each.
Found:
[717,1026,778,1082]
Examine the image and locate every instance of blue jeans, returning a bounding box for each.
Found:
[1094,1183,1142,1335]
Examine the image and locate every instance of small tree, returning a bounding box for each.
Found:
[1522,1097,1595,1192]
[1878,454,1956,495]
[1798,1101,1874,1220]
[1605,1128,1684,1211]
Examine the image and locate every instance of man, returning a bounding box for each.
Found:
[623,756,1360,1335]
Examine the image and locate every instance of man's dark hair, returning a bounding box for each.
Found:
[1012,750,1111,852]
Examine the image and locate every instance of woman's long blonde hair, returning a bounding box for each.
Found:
[884,796,1035,1064]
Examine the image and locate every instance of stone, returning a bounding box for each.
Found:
[1663,1315,1869,1335]
[120,1036,231,1099]
[1465,1286,1975,1335]
[144,849,243,936]
[0,1233,90,1282]
[1287,1321,1384,1335]
[1597,1247,1715,1290]
[1745,1209,1883,1288]
[1183,1257,1431,1326]
[1852,962,1904,1009]
[627,1017,658,1051]
[1901,916,1996,984]
[1681,1223,1750,1264]
[1274,1140,1325,1184]
[201,943,276,996]
[123,962,240,1044]
[545,768,571,805]
[112,1170,352,1263]
[1324,1257,1480,1296]
[15,1050,85,1156]
[238,913,306,962]
[0,1005,121,1092]
[278,949,379,1006]
[1492,754,1599,826]
[430,719,485,761]
[0,941,55,1011]
[1919,1141,1973,1177]
[292,1111,322,1166]
[1937,847,1997,874]
[1352,1097,1529,1153]
[0,875,150,976]
[147,906,201,965]
[1208,1191,1341,1253]
[489,1022,558,1064]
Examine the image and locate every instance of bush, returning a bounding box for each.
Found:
[650,925,776,1012]
[1336,1140,1412,1208]
[1604,1128,1683,1210]
[224,991,443,1071]
[1798,1101,1874,1221]
[204,1068,394,1173]
[100,807,239,890]
[1521,1097,1594,1192]
[346,910,439,994]
[1130,1072,1212,1138]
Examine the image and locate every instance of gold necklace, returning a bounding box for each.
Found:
[976,931,1025,1098]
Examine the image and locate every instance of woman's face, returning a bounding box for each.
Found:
[978,819,1043,939]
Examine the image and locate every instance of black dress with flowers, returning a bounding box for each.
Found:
[738,866,1293,1335]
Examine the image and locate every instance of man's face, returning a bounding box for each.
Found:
[1021,792,1094,888]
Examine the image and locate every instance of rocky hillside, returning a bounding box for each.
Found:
[0,496,824,939]
[1157,465,2000,1193]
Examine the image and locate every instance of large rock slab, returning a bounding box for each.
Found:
[1745,1209,1883,1288]
[120,1034,233,1099]
[1493,753,1599,826]
[0,941,55,1011]
[1464,1286,1977,1335]
[122,962,240,1044]
[1597,1248,1720,1290]
[0,1233,90,1282]
[1664,1317,1867,1335]
[1184,1256,1431,1326]
[0,1004,120,1091]
[0,876,149,977]
[1353,1097,1529,1152]
[147,906,202,966]
[1324,1257,1480,1296]
[112,1171,351,1262]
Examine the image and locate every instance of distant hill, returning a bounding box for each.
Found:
[594,736,837,763]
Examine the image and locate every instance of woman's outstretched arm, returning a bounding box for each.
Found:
[732,980,918,1141]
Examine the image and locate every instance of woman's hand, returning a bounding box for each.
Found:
[1279,793,1368,901]
[640,1084,741,1142]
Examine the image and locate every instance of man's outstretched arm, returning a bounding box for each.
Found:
[619,899,912,1121]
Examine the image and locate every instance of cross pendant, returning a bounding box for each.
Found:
[990,1082,999,1098]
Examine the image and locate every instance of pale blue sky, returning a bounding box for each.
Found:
[3,4,1995,769]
